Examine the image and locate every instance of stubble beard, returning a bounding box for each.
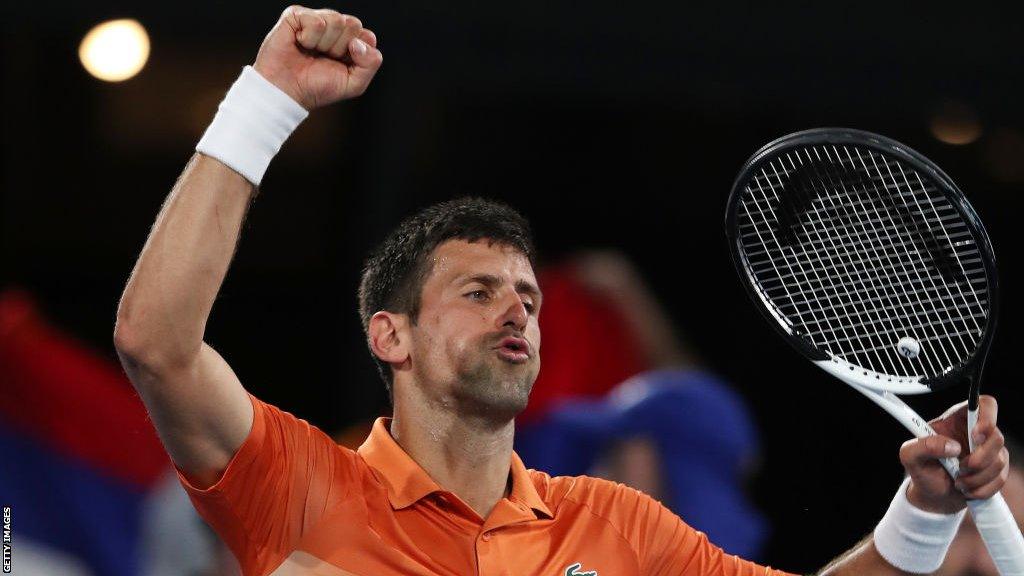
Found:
[451,344,536,422]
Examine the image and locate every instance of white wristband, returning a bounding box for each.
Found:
[196,66,309,185]
[873,476,967,574]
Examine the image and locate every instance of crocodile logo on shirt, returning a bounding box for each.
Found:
[564,562,597,576]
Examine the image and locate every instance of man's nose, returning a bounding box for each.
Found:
[498,293,528,331]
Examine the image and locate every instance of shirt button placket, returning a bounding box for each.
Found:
[477,531,496,576]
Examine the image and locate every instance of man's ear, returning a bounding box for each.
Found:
[368,311,410,365]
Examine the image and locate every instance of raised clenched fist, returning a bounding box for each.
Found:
[253,5,382,110]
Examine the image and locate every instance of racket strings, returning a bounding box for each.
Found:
[781,147,980,356]
[737,144,989,379]
[785,146,983,373]
[771,147,974,375]
[772,149,941,376]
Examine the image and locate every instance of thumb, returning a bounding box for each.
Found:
[345,38,383,96]
[900,435,967,513]
[900,434,961,471]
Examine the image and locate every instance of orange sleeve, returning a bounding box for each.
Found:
[174,392,359,576]
[609,483,798,576]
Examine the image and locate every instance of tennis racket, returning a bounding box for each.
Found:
[724,128,1024,574]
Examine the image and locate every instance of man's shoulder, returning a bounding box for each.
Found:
[526,469,652,519]
[526,468,619,492]
[249,394,366,478]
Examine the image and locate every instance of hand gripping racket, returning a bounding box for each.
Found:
[724,128,1024,574]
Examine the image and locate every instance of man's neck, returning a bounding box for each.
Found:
[389,397,515,520]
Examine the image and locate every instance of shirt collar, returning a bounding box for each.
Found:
[357,417,552,519]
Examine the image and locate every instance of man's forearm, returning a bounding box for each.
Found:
[818,534,914,576]
[114,153,254,366]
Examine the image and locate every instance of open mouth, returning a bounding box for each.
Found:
[496,337,530,363]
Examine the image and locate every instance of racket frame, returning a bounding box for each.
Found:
[725,128,999,402]
[725,128,1024,575]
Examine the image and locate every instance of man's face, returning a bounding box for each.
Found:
[405,239,541,421]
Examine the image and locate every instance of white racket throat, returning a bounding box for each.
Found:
[814,359,936,444]
[813,357,931,395]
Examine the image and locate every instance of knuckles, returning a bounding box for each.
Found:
[344,15,363,30]
[898,438,920,464]
[277,5,368,44]
[992,428,1005,448]
[322,11,345,28]
[317,10,359,33]
[997,446,1009,470]
[967,429,1005,468]
[282,5,304,20]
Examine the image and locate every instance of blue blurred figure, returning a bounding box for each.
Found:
[541,370,768,558]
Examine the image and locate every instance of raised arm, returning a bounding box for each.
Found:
[113,6,382,488]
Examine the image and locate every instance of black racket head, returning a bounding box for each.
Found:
[725,128,998,392]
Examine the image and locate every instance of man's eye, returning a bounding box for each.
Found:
[523,301,536,313]
[466,290,489,301]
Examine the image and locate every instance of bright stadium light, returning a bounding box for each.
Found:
[79,19,150,82]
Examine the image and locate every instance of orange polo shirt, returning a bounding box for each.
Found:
[176,393,797,576]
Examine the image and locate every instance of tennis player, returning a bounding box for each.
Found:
[113,6,1012,575]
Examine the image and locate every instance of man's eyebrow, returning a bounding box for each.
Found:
[457,274,542,300]
[514,279,542,302]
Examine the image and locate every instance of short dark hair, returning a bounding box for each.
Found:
[358,197,536,403]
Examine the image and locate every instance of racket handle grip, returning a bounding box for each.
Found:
[967,494,1024,575]
[968,406,980,452]
[921,422,1024,574]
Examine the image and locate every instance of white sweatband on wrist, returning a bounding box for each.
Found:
[873,476,967,574]
[196,65,309,185]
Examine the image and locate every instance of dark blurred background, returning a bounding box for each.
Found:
[3,1,1024,572]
